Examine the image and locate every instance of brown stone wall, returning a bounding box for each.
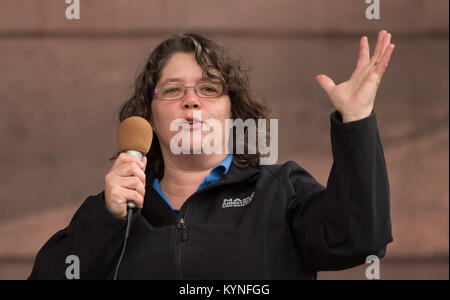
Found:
[0,0,448,279]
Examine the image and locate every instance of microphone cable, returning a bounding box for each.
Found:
[113,204,136,280]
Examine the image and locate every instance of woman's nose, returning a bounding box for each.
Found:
[182,87,201,109]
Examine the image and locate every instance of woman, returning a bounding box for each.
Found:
[29,31,394,280]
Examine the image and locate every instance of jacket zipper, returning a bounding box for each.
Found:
[171,171,259,280]
[175,216,187,279]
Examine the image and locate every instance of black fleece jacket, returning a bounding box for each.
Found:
[28,111,393,280]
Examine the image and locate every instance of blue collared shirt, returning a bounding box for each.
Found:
[152,155,233,214]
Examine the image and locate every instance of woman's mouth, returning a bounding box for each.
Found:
[182,118,202,129]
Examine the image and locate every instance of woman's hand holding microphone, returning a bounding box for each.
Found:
[105,116,153,219]
[104,153,147,219]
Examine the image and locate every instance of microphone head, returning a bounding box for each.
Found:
[117,116,153,155]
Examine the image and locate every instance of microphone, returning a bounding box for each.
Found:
[114,116,152,280]
[117,116,153,210]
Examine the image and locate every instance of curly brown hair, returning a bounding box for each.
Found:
[117,32,269,179]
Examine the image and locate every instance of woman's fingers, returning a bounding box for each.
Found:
[356,36,370,69]
[116,152,145,169]
[142,156,147,171]
[378,32,392,62]
[105,153,147,218]
[117,163,146,186]
[372,31,391,66]
[370,30,387,64]
[375,43,395,77]
[315,74,336,96]
[121,176,146,199]
[122,188,144,209]
[353,31,393,83]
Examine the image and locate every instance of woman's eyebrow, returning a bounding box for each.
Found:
[198,77,217,83]
[159,78,183,85]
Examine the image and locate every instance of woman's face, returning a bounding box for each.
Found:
[150,52,232,156]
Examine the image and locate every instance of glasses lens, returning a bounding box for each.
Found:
[156,82,225,100]
[158,85,184,100]
[197,82,223,98]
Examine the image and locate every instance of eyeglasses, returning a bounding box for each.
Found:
[153,82,227,101]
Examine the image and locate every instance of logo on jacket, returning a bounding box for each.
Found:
[222,191,255,208]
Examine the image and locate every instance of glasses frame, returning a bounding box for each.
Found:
[153,83,228,101]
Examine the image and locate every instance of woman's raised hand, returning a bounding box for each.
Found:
[316,30,395,123]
